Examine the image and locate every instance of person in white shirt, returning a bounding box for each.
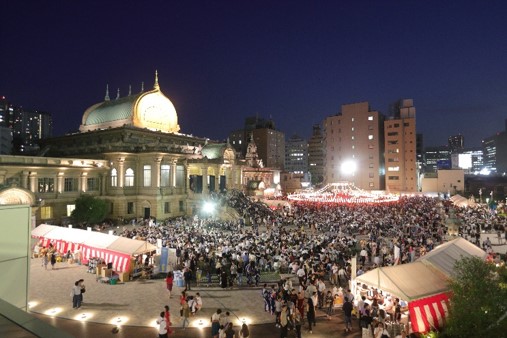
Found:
[156,312,168,338]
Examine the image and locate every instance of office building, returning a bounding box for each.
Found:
[284,134,308,174]
[308,124,325,186]
[323,102,385,190]
[384,99,417,193]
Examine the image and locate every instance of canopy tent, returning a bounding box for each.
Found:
[31,224,156,272]
[355,262,449,301]
[106,236,157,256]
[417,237,487,277]
[355,238,486,333]
[31,223,56,238]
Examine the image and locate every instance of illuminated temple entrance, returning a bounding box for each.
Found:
[287,182,399,204]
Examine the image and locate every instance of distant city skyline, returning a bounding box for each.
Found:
[1,1,506,148]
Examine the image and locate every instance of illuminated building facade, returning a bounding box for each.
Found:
[323,102,385,190]
[384,99,417,193]
[0,73,243,224]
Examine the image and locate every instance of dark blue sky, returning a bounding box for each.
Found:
[2,1,507,148]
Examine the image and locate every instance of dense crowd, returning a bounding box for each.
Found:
[118,191,487,287]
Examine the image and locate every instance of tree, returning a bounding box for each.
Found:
[71,195,107,225]
[443,256,507,338]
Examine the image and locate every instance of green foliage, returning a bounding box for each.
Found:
[442,257,507,338]
[71,195,107,225]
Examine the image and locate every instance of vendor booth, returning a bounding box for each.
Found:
[31,224,156,275]
[354,237,487,334]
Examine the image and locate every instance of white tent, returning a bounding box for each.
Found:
[355,262,449,301]
[417,237,486,277]
[31,224,157,272]
[31,223,57,238]
[106,236,157,256]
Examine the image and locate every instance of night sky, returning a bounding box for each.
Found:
[2,1,507,148]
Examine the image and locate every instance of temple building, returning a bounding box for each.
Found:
[0,72,243,225]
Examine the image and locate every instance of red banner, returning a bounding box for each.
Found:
[409,293,450,333]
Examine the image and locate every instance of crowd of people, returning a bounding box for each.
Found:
[115,190,505,336]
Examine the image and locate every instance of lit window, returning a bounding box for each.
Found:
[40,206,52,219]
[388,166,400,171]
[368,116,373,121]
[66,205,75,217]
[38,178,55,193]
[111,168,118,187]
[368,135,373,140]
[143,165,151,187]
[161,165,170,187]
[125,168,134,187]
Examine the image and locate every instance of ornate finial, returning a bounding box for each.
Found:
[154,70,159,90]
[105,84,110,101]
[128,85,132,96]
[141,81,144,92]
[116,88,120,100]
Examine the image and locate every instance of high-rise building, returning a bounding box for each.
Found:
[229,116,285,169]
[323,102,385,190]
[308,124,325,185]
[424,146,451,173]
[482,120,507,174]
[284,134,308,174]
[384,99,417,193]
[0,96,53,154]
[448,134,465,153]
[12,109,53,154]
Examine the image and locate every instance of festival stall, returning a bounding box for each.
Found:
[31,224,156,274]
[355,262,450,334]
[354,237,487,334]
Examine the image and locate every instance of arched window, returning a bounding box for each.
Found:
[143,165,151,187]
[111,168,118,187]
[125,168,134,187]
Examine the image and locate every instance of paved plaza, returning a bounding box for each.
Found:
[28,257,359,337]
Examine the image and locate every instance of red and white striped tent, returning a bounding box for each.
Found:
[355,238,486,333]
[31,224,156,272]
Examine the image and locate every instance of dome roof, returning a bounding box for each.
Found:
[80,73,180,133]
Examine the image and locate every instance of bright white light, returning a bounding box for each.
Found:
[74,312,94,321]
[236,316,252,325]
[109,316,128,326]
[203,202,215,213]
[480,168,491,175]
[341,160,357,175]
[28,301,38,308]
[192,318,207,328]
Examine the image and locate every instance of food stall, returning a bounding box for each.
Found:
[31,224,157,281]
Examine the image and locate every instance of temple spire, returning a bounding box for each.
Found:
[116,88,120,100]
[154,70,159,90]
[105,84,110,101]
[128,84,132,96]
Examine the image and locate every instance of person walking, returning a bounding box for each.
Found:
[156,311,168,338]
[306,297,316,333]
[165,272,174,298]
[211,309,222,338]
[342,296,353,333]
[50,252,56,270]
[279,304,289,338]
[78,279,85,304]
[293,310,302,338]
[70,281,82,309]
[184,267,192,291]
[181,300,190,329]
